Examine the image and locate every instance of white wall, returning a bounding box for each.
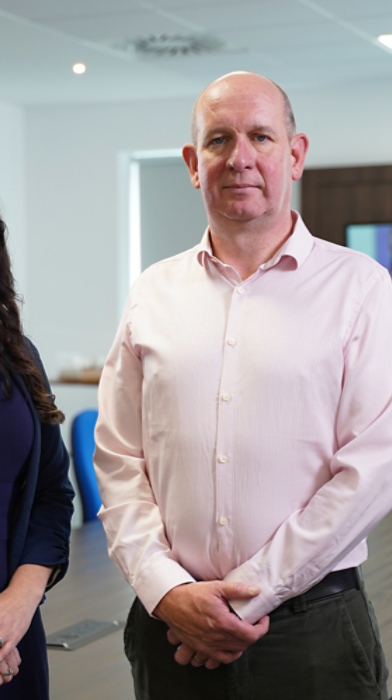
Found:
[0,102,27,299]
[25,97,196,377]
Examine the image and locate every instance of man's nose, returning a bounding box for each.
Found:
[227,137,255,170]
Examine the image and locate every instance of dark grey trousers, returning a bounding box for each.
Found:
[124,582,389,700]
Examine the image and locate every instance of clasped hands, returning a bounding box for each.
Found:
[153,580,270,670]
[0,564,54,684]
[0,587,28,685]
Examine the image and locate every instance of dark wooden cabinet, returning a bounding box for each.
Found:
[301,165,392,245]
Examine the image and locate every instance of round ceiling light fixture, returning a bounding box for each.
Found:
[72,62,87,74]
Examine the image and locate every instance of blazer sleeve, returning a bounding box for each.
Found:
[16,340,75,590]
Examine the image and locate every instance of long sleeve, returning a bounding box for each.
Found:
[12,342,75,590]
[18,420,74,589]
[94,296,195,615]
[225,268,392,622]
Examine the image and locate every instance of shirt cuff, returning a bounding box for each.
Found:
[224,562,281,623]
[133,557,196,616]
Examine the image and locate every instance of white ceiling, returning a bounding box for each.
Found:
[0,0,391,105]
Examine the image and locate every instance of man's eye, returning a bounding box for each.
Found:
[255,134,267,142]
[210,136,225,145]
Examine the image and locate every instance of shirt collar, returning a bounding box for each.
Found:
[197,212,314,272]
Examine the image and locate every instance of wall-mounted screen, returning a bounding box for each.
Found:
[345,223,392,274]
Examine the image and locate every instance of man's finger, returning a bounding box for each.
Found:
[220,582,261,600]
[205,657,222,670]
[205,650,243,669]
[253,615,270,636]
[167,628,181,646]
[190,652,208,667]
[175,643,243,669]
[174,643,198,666]
[211,649,244,665]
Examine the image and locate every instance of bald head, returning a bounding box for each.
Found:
[191,71,296,146]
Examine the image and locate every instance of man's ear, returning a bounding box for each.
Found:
[183,144,200,189]
[291,133,309,182]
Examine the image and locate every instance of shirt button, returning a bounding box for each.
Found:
[221,393,231,402]
[219,516,228,526]
[237,286,244,294]
[218,454,228,463]
[227,338,237,346]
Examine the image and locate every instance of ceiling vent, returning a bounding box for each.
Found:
[114,33,225,57]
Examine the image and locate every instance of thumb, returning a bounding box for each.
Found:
[254,615,270,636]
[220,581,261,600]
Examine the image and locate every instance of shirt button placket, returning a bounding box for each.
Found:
[215,284,245,569]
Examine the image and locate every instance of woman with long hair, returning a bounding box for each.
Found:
[0,214,74,697]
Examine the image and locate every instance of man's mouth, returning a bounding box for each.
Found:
[223,184,259,189]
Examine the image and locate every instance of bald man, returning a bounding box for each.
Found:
[94,72,392,699]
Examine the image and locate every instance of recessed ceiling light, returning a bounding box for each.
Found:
[378,34,392,49]
[72,63,87,75]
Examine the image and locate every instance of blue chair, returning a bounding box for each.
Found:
[71,409,101,522]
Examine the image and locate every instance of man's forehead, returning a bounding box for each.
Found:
[205,73,276,99]
[202,121,278,138]
[196,80,282,128]
[190,71,293,144]
[200,73,281,108]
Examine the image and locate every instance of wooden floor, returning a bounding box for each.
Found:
[42,513,392,699]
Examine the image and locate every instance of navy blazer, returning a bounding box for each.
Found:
[7,340,74,590]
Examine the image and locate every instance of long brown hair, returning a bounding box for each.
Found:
[0,215,64,424]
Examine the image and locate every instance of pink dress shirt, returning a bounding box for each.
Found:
[94,213,392,624]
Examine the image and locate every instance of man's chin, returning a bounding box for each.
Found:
[220,206,270,223]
